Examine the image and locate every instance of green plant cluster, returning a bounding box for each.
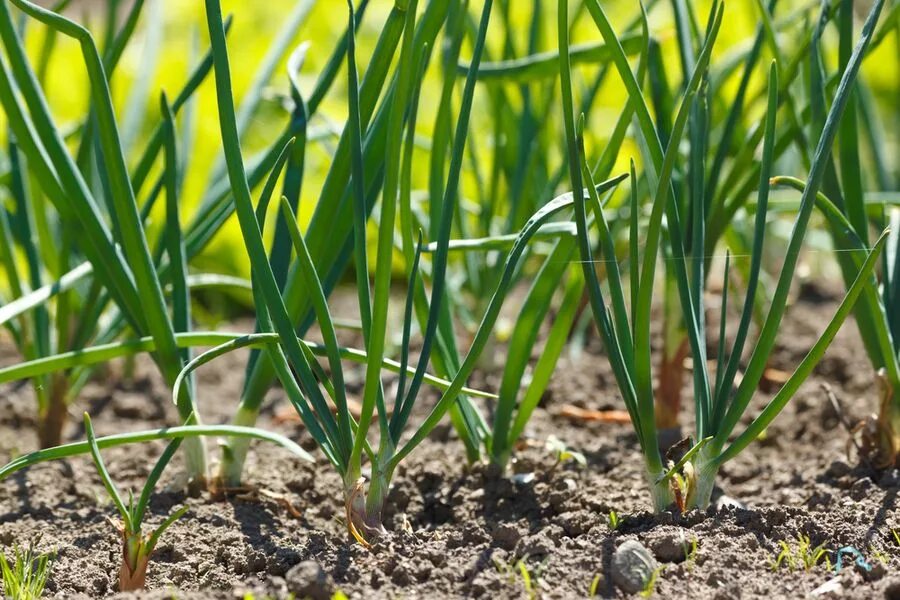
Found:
[0,0,897,590]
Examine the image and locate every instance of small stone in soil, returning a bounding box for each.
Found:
[491,522,523,550]
[646,529,691,563]
[811,577,843,596]
[611,540,658,594]
[285,560,334,600]
[826,460,851,479]
[714,494,747,510]
[849,477,873,501]
[512,472,535,486]
[883,576,900,600]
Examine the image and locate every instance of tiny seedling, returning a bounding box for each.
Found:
[545,435,587,471]
[607,510,620,531]
[771,540,796,572]
[683,537,699,571]
[516,558,538,600]
[0,541,54,600]
[84,413,188,591]
[640,565,664,598]
[796,535,830,572]
[492,554,546,599]
[870,545,888,566]
[589,573,602,597]
[770,535,829,573]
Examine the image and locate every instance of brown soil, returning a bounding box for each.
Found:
[1,284,899,599]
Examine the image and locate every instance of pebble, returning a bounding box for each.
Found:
[611,540,658,594]
[849,477,873,501]
[512,472,536,486]
[826,460,851,478]
[491,523,523,550]
[285,560,334,600]
[811,577,843,596]
[884,576,900,600]
[714,494,747,510]
[647,529,690,563]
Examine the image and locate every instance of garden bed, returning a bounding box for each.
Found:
[2,285,898,599]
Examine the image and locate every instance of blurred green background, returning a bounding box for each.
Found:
[7,0,898,284]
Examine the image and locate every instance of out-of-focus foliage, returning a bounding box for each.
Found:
[5,0,893,282]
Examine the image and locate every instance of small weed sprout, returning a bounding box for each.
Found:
[493,555,545,599]
[870,545,888,565]
[683,537,699,571]
[771,536,830,573]
[607,510,620,531]
[640,565,664,598]
[516,559,537,600]
[589,573,601,597]
[0,542,54,600]
[797,536,831,572]
[771,540,796,572]
[545,435,587,472]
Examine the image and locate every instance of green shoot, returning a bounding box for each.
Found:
[770,536,829,572]
[0,542,54,600]
[771,540,796,572]
[640,565,663,598]
[84,413,188,591]
[607,511,620,531]
[545,435,587,470]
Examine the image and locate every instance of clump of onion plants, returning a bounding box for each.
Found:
[0,0,326,489]
[201,0,630,541]
[768,0,899,468]
[559,0,889,510]
[0,0,218,475]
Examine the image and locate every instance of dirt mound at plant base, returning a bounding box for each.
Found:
[1,297,898,599]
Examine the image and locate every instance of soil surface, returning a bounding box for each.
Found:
[2,283,900,599]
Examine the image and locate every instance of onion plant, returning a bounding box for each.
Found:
[627,0,883,430]
[766,0,900,468]
[403,0,651,472]
[0,0,211,450]
[559,0,889,510]
[0,0,256,482]
[82,413,188,591]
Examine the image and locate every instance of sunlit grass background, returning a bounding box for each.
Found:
[8,0,898,283]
